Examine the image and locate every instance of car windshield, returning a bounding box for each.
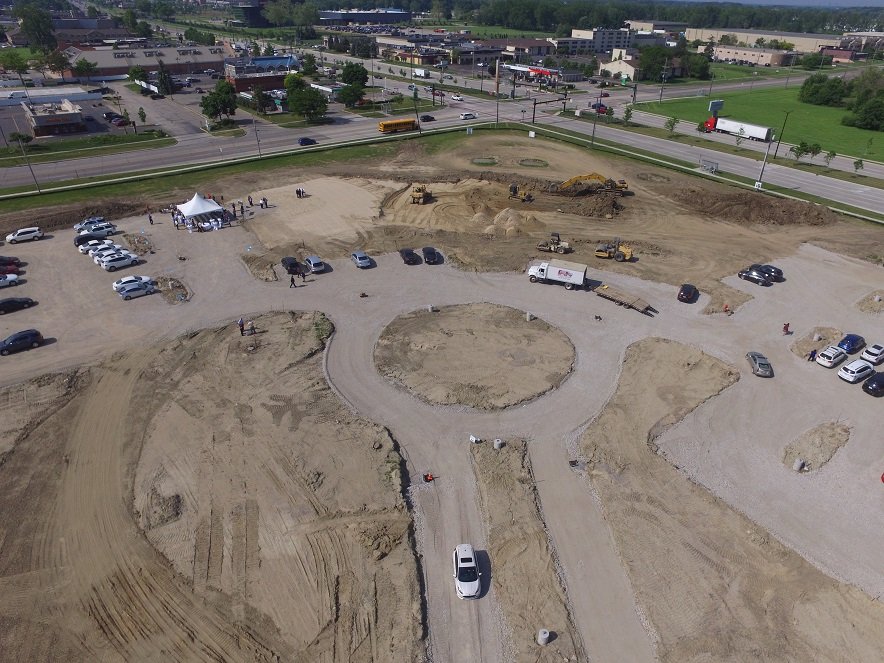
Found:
[457,566,478,582]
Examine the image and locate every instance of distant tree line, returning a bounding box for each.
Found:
[799,69,884,131]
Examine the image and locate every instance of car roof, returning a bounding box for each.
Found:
[842,334,863,340]
[15,227,39,232]
[454,543,475,558]
[306,255,322,261]
[844,359,871,369]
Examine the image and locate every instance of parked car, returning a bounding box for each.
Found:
[0,329,44,356]
[74,216,105,232]
[422,246,440,264]
[118,282,157,300]
[860,343,884,366]
[756,264,784,281]
[746,351,773,377]
[861,371,884,397]
[0,256,21,266]
[281,256,301,274]
[452,543,481,599]
[0,297,34,314]
[6,227,44,243]
[816,345,847,368]
[305,255,326,273]
[111,117,131,127]
[74,232,105,247]
[837,359,874,384]
[677,284,697,302]
[0,274,20,288]
[112,275,155,292]
[99,253,138,271]
[600,91,610,97]
[459,112,476,120]
[79,239,114,254]
[737,269,771,286]
[91,245,125,260]
[298,137,316,146]
[0,264,20,274]
[419,114,435,122]
[150,93,165,99]
[837,334,865,354]
[399,248,420,265]
[350,251,371,268]
[102,111,120,120]
[450,94,463,101]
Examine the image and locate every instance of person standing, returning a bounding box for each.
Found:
[290,274,296,288]
[248,195,253,207]
[237,317,245,336]
[240,202,245,217]
[148,212,154,225]
[808,349,817,362]
[783,322,790,335]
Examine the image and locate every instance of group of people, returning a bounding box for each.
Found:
[295,188,307,199]
[236,318,256,336]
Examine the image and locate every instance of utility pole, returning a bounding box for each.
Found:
[773,109,792,159]
[253,115,261,157]
[17,137,40,193]
[658,58,669,103]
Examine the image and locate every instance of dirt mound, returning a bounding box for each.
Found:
[782,422,851,472]
[374,303,575,410]
[791,326,842,359]
[673,188,839,226]
[0,199,152,235]
[483,208,545,237]
[856,290,884,314]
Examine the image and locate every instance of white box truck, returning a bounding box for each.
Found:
[527,260,587,290]
[414,68,431,78]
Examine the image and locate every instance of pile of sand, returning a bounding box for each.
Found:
[791,326,842,359]
[782,422,851,471]
[856,290,884,314]
[374,303,575,410]
[483,208,545,237]
[673,188,839,226]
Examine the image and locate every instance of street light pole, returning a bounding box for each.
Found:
[773,109,792,159]
[17,138,40,193]
[253,115,261,157]
[756,135,774,188]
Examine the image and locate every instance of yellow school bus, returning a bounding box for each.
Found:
[378,118,419,133]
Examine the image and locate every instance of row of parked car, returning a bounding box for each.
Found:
[0,234,42,356]
[280,246,442,275]
[73,217,156,298]
[738,263,783,287]
[0,253,36,317]
[814,334,884,396]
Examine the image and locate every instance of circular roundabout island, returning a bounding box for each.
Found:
[373,303,575,410]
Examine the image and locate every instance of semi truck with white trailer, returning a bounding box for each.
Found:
[527,260,587,290]
[703,117,772,142]
[413,68,431,78]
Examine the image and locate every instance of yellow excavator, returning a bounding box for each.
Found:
[411,184,431,204]
[557,173,628,196]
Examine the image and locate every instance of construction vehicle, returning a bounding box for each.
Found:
[527,259,587,290]
[508,183,534,203]
[593,283,653,315]
[556,173,628,196]
[536,232,572,254]
[594,238,633,262]
[411,184,431,204]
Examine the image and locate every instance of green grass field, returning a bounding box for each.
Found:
[639,87,880,160]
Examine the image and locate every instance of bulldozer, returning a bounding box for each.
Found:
[557,173,628,197]
[508,183,534,203]
[594,237,633,262]
[536,232,572,254]
[411,184,431,204]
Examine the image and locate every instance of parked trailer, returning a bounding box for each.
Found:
[704,117,772,142]
[527,260,587,290]
[594,283,653,314]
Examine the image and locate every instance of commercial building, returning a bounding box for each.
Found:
[684,28,840,54]
[570,28,633,53]
[0,86,102,108]
[627,20,688,38]
[64,44,230,80]
[52,17,132,47]
[319,9,412,26]
[840,32,884,53]
[821,48,862,63]
[23,99,87,136]
[712,46,793,67]
[223,55,299,93]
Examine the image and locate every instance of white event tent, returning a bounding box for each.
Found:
[176,193,223,221]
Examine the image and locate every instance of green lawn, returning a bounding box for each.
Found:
[638,87,880,160]
[0,133,175,167]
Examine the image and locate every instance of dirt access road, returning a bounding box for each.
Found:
[2,134,884,662]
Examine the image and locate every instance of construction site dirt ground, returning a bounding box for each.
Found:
[1,133,883,662]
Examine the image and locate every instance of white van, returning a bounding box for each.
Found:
[459,112,477,120]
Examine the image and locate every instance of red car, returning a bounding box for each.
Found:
[0,264,20,274]
[600,91,610,97]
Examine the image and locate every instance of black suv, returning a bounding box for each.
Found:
[422,247,440,265]
[399,248,420,265]
[0,297,35,314]
[738,267,771,286]
[1,329,44,355]
[754,264,783,281]
[281,256,301,274]
[862,372,884,397]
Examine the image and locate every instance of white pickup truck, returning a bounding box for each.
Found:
[527,260,587,290]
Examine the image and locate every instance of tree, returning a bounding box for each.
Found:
[623,105,633,126]
[128,65,148,83]
[340,62,368,87]
[288,87,328,121]
[200,93,224,121]
[263,0,294,26]
[798,73,847,106]
[72,59,98,82]
[284,72,308,100]
[338,83,364,108]
[696,120,707,133]
[0,50,30,90]
[638,46,669,82]
[292,3,320,41]
[122,9,138,31]
[719,34,738,46]
[86,5,99,18]
[10,132,33,145]
[853,159,863,174]
[38,51,70,77]
[263,44,275,57]
[789,142,810,161]
[138,107,146,123]
[301,53,318,76]
[823,150,836,168]
[252,42,261,57]
[15,6,56,53]
[735,127,745,148]
[135,21,152,39]
[664,116,679,136]
[253,86,270,114]
[156,61,174,95]
[605,106,614,123]
[808,143,822,163]
[214,80,237,117]
[800,53,832,70]
[843,97,884,131]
